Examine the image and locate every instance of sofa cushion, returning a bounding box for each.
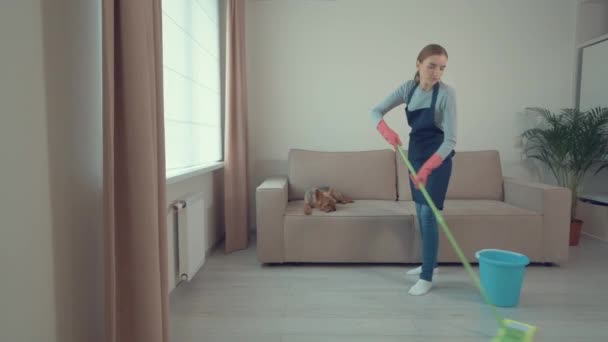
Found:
[285,199,409,217]
[402,200,543,262]
[430,199,539,216]
[287,149,397,201]
[283,200,416,262]
[397,150,504,201]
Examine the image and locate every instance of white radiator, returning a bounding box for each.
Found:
[172,192,206,282]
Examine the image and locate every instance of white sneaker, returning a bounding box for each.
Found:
[408,279,433,296]
[406,266,439,276]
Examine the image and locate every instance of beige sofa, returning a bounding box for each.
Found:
[256,149,571,265]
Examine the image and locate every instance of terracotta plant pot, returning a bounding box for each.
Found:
[569,219,584,246]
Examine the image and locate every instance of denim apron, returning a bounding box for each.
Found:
[405,82,455,210]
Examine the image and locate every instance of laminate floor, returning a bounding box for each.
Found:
[170,236,608,342]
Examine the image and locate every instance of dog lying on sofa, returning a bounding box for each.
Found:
[303,186,353,215]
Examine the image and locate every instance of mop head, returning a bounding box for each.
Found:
[492,319,537,342]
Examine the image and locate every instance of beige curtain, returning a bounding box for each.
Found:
[102,1,170,342]
[224,0,250,253]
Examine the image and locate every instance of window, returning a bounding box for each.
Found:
[161,0,222,176]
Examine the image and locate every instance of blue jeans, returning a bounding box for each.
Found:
[416,203,439,282]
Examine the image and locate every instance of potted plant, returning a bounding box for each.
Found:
[520,107,608,246]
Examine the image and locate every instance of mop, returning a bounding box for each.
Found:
[396,145,537,342]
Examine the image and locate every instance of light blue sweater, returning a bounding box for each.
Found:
[371,80,457,159]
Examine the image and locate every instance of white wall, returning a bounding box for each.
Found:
[0,1,57,341]
[41,1,104,341]
[246,0,578,227]
[1,1,104,341]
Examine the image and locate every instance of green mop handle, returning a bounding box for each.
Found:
[396,146,504,326]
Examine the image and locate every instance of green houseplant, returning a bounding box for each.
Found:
[520,107,608,245]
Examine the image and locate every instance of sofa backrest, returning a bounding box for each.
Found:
[287,149,397,201]
[397,150,504,201]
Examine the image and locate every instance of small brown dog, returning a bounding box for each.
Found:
[303,186,354,215]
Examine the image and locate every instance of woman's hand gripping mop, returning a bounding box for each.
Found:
[396,145,537,342]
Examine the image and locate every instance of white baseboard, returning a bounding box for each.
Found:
[582,231,608,243]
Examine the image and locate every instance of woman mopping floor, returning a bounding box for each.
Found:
[371,43,456,296]
[371,44,537,341]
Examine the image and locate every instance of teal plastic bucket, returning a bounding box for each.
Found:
[475,249,530,307]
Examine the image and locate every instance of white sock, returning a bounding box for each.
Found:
[408,279,433,296]
[406,266,439,276]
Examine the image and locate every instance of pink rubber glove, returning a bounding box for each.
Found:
[376,120,402,149]
[411,153,443,189]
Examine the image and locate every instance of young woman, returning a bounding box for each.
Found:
[371,44,457,296]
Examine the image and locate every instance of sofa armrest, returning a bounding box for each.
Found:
[256,177,288,263]
[503,177,571,264]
